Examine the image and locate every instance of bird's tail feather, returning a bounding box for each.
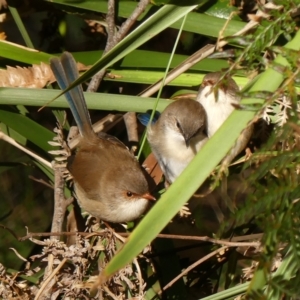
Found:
[50,52,93,137]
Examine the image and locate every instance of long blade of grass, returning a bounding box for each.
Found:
[48,0,245,36]
[7,5,34,48]
[0,88,171,112]
[0,40,53,64]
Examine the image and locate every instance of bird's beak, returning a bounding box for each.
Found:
[142,193,156,201]
[184,136,190,148]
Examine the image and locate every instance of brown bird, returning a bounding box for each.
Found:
[196,72,241,137]
[196,72,253,165]
[50,52,155,223]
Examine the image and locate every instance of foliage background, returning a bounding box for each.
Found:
[0,0,300,299]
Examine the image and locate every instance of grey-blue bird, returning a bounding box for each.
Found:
[147,99,208,183]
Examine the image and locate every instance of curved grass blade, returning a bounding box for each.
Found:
[0,109,54,152]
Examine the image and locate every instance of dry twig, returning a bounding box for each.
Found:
[159,246,228,295]
[51,165,73,237]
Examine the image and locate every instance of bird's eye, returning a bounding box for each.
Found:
[126,191,133,197]
[175,120,184,134]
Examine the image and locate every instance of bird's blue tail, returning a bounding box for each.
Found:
[137,111,160,126]
[50,52,93,137]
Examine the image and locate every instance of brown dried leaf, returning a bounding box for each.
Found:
[0,62,88,88]
[0,32,6,40]
[142,152,163,186]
